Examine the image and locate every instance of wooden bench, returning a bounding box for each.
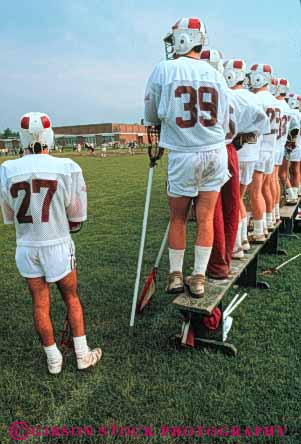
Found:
[280,198,300,238]
[173,221,282,356]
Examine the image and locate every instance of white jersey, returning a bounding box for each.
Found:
[256,89,280,153]
[0,154,87,247]
[227,88,270,150]
[292,109,301,148]
[144,57,229,153]
[275,99,299,152]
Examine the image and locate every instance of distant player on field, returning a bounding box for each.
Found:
[0,112,102,374]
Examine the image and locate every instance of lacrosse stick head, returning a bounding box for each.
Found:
[137,268,157,313]
[147,125,163,167]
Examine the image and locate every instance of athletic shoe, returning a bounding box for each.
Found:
[232,247,244,259]
[248,233,266,244]
[264,228,269,237]
[242,240,251,251]
[267,223,275,232]
[185,274,205,298]
[165,271,184,294]
[77,347,102,370]
[47,351,63,375]
[286,198,298,205]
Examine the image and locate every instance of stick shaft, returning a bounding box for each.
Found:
[130,167,154,328]
[154,222,170,268]
[225,293,248,318]
[224,293,240,319]
[276,253,301,270]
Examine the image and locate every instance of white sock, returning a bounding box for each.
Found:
[266,212,273,226]
[275,203,280,219]
[299,184,301,193]
[234,222,242,250]
[263,212,267,230]
[247,211,252,224]
[272,208,276,222]
[292,187,298,198]
[169,248,185,273]
[44,343,61,362]
[241,217,248,242]
[73,335,89,358]
[287,188,295,199]
[193,245,212,275]
[254,219,264,236]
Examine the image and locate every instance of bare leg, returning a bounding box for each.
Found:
[194,191,219,246]
[168,196,191,249]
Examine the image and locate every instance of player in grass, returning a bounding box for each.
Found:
[144,18,230,297]
[0,112,102,374]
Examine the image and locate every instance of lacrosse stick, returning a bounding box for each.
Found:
[260,253,301,276]
[223,293,240,319]
[137,222,170,313]
[130,126,163,331]
[224,293,248,320]
[223,293,248,341]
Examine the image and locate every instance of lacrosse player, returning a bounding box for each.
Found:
[144,18,230,297]
[0,112,102,374]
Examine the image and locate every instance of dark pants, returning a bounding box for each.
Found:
[207,144,240,279]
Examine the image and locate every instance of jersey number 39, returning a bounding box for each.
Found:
[175,86,218,128]
[10,179,58,224]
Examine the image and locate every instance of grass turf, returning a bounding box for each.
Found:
[0,154,300,444]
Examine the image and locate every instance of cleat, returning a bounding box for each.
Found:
[286,198,298,206]
[248,233,266,244]
[185,274,205,298]
[166,271,184,294]
[77,347,102,370]
[242,240,251,251]
[47,351,63,375]
[232,247,245,259]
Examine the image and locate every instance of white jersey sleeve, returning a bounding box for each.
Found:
[0,165,14,224]
[144,58,228,153]
[66,161,87,222]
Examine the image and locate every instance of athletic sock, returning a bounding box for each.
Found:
[169,248,185,273]
[73,335,89,359]
[266,212,273,226]
[254,219,264,236]
[272,208,276,223]
[234,222,242,250]
[292,187,299,199]
[263,212,267,230]
[193,245,212,275]
[287,187,295,200]
[241,217,248,242]
[275,203,280,220]
[44,343,61,362]
[247,211,252,225]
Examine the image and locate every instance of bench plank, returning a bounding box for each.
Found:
[280,199,300,219]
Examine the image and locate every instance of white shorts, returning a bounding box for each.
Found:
[239,161,256,186]
[255,151,274,174]
[287,147,301,162]
[16,239,76,283]
[167,147,229,197]
[274,149,284,166]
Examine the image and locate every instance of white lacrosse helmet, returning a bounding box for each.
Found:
[269,78,278,96]
[164,17,208,60]
[286,93,299,109]
[200,49,224,73]
[20,112,54,150]
[277,78,290,95]
[249,64,273,89]
[223,59,247,88]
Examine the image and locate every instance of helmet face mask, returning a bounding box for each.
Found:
[20,112,54,151]
[164,17,208,60]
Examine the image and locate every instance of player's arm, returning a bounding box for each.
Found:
[144,64,162,126]
[286,111,300,151]
[66,162,87,233]
[0,166,14,224]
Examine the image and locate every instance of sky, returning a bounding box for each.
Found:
[0,0,300,130]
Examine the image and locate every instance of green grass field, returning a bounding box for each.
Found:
[0,154,300,444]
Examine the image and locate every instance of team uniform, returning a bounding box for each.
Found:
[286,109,301,161]
[0,154,87,282]
[253,90,280,174]
[274,100,298,165]
[144,57,230,196]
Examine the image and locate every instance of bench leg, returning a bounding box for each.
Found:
[261,227,287,256]
[237,253,270,289]
[175,306,237,357]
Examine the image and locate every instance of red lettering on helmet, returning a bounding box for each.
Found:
[251,64,258,71]
[41,116,51,128]
[263,64,271,73]
[233,60,243,69]
[21,116,30,129]
[188,18,200,29]
[200,50,210,60]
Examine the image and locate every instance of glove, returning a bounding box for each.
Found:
[232,133,257,151]
[285,129,299,151]
[69,221,82,233]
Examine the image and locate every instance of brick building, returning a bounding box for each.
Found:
[53,122,148,147]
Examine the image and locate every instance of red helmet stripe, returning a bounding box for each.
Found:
[233,60,243,69]
[21,117,30,129]
[251,64,258,71]
[263,64,272,73]
[188,18,200,29]
[279,79,287,85]
[271,78,277,85]
[41,116,51,129]
[200,50,210,60]
[172,19,181,30]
